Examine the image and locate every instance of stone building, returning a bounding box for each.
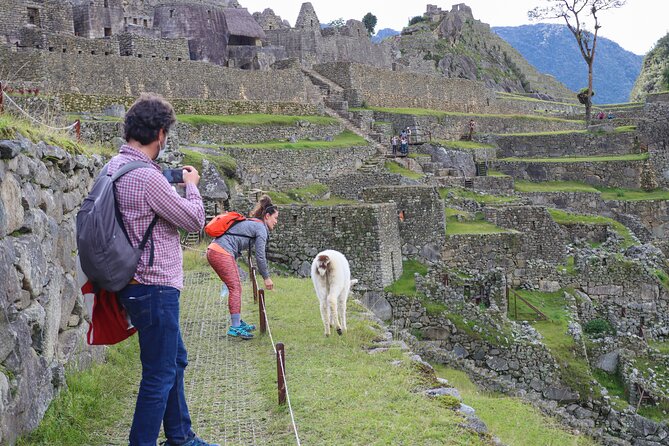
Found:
[259,2,393,69]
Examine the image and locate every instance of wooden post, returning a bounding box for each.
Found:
[251,267,258,304]
[74,119,81,142]
[277,342,286,405]
[0,82,4,114]
[514,293,518,320]
[259,289,267,334]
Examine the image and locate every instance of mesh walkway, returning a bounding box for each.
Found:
[108,270,272,445]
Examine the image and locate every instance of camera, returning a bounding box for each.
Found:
[163,168,184,183]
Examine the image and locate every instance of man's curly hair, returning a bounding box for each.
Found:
[124,93,176,144]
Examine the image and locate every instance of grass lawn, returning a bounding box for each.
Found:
[440,187,518,204]
[233,130,366,149]
[509,290,597,401]
[548,209,637,248]
[177,113,338,126]
[486,170,510,177]
[599,187,669,201]
[180,147,237,178]
[501,129,587,137]
[498,153,649,163]
[0,114,113,157]
[649,340,669,355]
[385,161,425,180]
[15,339,141,445]
[515,180,600,193]
[22,254,490,445]
[257,276,489,445]
[436,140,495,149]
[266,184,357,206]
[435,366,597,446]
[447,220,514,235]
[514,181,669,201]
[384,260,428,297]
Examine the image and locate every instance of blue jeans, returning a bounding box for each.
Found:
[118,284,194,446]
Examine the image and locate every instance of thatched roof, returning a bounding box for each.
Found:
[223,8,265,39]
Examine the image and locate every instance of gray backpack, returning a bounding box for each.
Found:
[76,161,159,292]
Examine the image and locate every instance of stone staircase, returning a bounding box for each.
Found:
[301,69,393,174]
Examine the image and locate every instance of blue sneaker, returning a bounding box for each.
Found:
[182,437,219,446]
[227,326,253,340]
[161,437,219,446]
[240,320,256,331]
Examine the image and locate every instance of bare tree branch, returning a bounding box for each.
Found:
[528,0,626,122]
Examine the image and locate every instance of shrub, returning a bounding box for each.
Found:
[409,16,425,26]
[583,318,614,336]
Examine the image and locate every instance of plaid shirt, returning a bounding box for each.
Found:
[108,145,205,290]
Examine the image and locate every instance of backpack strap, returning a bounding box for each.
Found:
[109,159,160,266]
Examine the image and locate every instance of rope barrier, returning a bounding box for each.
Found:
[1,91,78,131]
[182,240,301,444]
[251,261,301,446]
[259,290,301,445]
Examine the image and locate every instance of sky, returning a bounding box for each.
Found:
[239,0,669,55]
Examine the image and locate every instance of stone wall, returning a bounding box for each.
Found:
[268,204,402,291]
[1,0,74,43]
[362,186,446,261]
[370,111,584,141]
[39,32,120,55]
[264,24,392,69]
[314,62,494,113]
[495,96,583,116]
[117,32,189,61]
[442,206,567,280]
[520,191,669,239]
[219,145,375,190]
[174,121,343,145]
[640,93,669,188]
[72,0,124,39]
[495,131,638,159]
[0,45,312,102]
[434,176,515,195]
[0,137,104,444]
[484,205,568,264]
[574,254,669,338]
[56,93,321,115]
[325,172,407,200]
[495,159,646,189]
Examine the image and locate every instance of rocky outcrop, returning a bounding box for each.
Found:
[630,33,669,102]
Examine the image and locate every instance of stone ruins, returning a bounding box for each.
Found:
[1,1,668,444]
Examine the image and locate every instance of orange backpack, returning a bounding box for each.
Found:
[204,211,247,237]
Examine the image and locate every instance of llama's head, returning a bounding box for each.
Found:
[316,254,330,276]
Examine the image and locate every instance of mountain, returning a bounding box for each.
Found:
[493,24,643,104]
[372,28,399,43]
[630,33,669,102]
[391,10,574,101]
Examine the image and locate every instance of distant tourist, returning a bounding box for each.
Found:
[607,112,615,119]
[468,119,475,141]
[391,135,399,156]
[400,135,408,156]
[597,111,605,120]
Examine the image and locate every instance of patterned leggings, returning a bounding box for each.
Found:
[206,244,242,315]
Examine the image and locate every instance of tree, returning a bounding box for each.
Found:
[362,12,377,36]
[529,0,626,123]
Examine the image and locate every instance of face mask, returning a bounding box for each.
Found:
[157,137,168,160]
